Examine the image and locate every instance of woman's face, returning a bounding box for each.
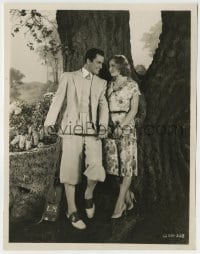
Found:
[109,59,120,77]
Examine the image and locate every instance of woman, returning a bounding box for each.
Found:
[103,55,140,219]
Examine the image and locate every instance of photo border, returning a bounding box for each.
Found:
[3,2,197,250]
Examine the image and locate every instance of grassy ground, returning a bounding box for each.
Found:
[9,177,189,244]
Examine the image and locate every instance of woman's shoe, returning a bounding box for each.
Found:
[127,191,137,211]
[111,204,127,219]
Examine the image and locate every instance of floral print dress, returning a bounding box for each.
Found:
[103,78,141,177]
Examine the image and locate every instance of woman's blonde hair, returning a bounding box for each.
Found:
[110,55,131,77]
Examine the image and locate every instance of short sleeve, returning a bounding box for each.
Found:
[128,80,141,97]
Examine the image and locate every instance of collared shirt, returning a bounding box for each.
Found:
[75,67,96,135]
[81,67,93,80]
[79,68,93,114]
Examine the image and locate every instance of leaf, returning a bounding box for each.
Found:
[141,20,162,58]
[37,24,43,30]
[26,23,33,29]
[31,10,37,16]
[14,27,19,33]
[47,30,53,36]
[35,12,41,17]
[20,10,27,16]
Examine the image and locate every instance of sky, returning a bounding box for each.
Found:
[10,10,161,83]
[11,32,48,83]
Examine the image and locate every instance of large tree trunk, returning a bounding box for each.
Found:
[142,11,190,205]
[136,11,190,242]
[56,10,138,80]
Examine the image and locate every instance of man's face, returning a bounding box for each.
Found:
[87,54,104,75]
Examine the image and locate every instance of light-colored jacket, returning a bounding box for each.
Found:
[44,69,109,133]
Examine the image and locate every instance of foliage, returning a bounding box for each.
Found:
[10,9,66,84]
[9,92,55,152]
[10,67,25,86]
[10,10,56,49]
[35,30,63,85]
[141,20,162,57]
[10,101,34,134]
[10,68,26,101]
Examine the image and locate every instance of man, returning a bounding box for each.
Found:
[44,48,109,230]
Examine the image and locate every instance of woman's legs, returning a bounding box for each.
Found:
[112,134,137,215]
[112,176,132,215]
[125,189,136,210]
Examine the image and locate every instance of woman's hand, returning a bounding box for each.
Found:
[113,125,123,139]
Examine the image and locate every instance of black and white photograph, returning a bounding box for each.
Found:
[3,2,197,250]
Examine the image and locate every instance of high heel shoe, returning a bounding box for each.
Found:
[127,191,137,211]
[111,204,127,219]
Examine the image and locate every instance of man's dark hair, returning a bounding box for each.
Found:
[85,48,104,63]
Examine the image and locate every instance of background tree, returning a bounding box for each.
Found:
[35,27,63,86]
[141,20,162,57]
[10,10,56,49]
[10,10,64,85]
[10,68,25,100]
[10,67,25,86]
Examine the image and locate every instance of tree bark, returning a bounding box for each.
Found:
[141,11,190,212]
[56,10,138,80]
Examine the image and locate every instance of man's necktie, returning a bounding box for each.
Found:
[85,74,91,80]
